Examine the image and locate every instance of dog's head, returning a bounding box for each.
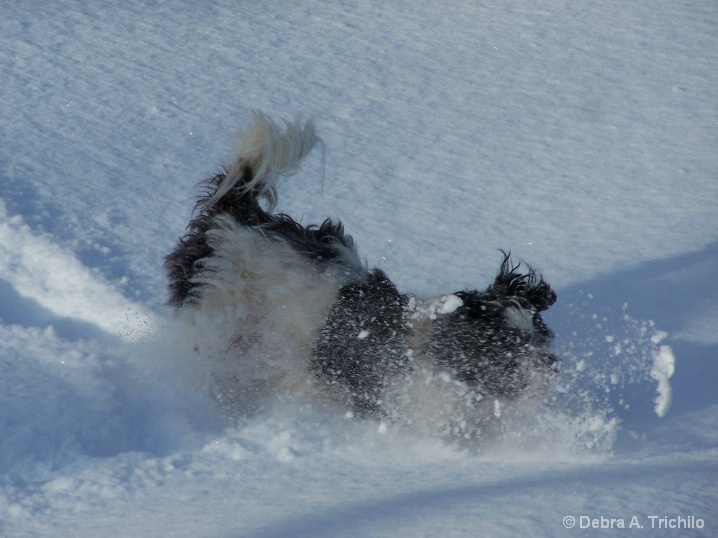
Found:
[426,254,558,398]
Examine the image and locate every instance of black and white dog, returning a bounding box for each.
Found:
[166,113,557,432]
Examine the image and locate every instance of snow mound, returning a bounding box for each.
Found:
[0,201,154,340]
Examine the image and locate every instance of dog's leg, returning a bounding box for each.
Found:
[312,270,410,417]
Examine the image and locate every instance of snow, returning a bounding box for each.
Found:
[1,0,716,536]
[651,345,676,419]
[0,201,154,339]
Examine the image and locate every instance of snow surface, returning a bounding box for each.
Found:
[1,0,717,536]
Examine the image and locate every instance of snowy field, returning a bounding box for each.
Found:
[1,1,717,536]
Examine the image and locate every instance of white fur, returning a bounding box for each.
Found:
[205,112,322,211]
[504,304,535,332]
[178,218,343,410]
[171,112,554,430]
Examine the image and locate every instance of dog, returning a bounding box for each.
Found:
[165,112,558,432]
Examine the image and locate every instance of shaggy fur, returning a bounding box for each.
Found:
[166,112,558,425]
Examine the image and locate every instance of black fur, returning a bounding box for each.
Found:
[427,257,558,398]
[311,252,558,416]
[312,270,409,417]
[166,117,558,422]
[166,164,360,308]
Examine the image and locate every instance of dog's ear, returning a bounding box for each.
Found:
[525,279,557,312]
[488,252,557,312]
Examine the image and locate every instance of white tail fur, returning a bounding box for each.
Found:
[205,112,321,211]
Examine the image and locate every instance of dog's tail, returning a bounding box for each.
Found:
[165,113,322,308]
[203,112,321,212]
